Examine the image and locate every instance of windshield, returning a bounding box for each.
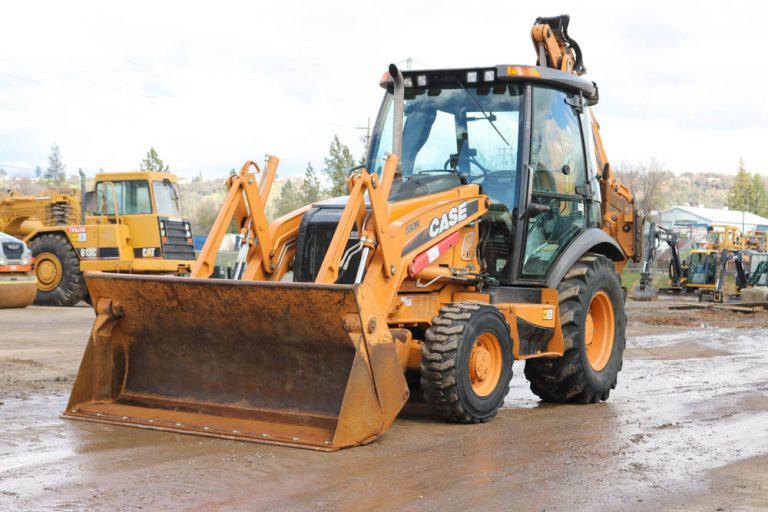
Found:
[368,82,523,202]
[750,254,768,286]
[153,180,182,215]
[688,251,716,285]
[95,180,152,215]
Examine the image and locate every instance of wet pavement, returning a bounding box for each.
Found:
[0,304,766,511]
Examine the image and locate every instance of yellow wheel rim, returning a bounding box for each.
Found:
[469,332,503,397]
[35,251,63,292]
[585,290,615,371]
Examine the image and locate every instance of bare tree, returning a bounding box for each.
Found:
[616,157,669,219]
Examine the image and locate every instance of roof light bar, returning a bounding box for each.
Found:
[505,66,541,77]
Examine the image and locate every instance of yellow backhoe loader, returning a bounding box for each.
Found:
[64,15,638,450]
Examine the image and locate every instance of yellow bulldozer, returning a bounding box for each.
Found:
[64,15,638,450]
[0,170,195,306]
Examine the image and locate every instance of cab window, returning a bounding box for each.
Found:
[153,180,182,216]
[521,87,587,278]
[95,180,152,215]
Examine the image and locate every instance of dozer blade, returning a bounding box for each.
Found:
[64,273,409,450]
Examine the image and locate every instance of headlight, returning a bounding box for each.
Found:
[0,255,6,265]
[21,255,31,266]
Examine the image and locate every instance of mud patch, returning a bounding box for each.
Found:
[648,455,768,511]
[5,358,45,368]
[625,343,729,360]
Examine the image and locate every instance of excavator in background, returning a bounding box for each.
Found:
[637,221,768,303]
[634,222,684,300]
[64,14,639,450]
[698,249,768,303]
[1,170,195,305]
[678,224,740,293]
[635,223,754,301]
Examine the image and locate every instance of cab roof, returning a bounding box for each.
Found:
[95,171,179,182]
[381,64,598,105]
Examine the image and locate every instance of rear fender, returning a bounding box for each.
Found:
[544,228,625,288]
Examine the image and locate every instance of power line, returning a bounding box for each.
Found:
[0,163,37,172]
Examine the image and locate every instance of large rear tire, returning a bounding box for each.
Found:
[29,233,85,306]
[420,302,513,423]
[524,254,626,403]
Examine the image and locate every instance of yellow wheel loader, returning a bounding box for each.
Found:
[1,171,196,306]
[64,15,638,450]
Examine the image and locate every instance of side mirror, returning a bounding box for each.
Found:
[521,202,551,219]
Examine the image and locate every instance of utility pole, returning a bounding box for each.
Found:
[356,115,372,156]
[397,57,426,71]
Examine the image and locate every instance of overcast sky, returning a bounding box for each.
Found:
[1,1,766,180]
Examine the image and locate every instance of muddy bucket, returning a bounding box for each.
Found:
[632,285,657,301]
[64,273,409,450]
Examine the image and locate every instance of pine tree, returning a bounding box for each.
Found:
[45,144,66,185]
[300,162,323,205]
[752,173,767,217]
[322,135,356,197]
[727,158,753,213]
[140,148,170,172]
[274,180,303,217]
[34,166,42,178]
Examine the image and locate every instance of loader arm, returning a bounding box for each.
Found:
[191,157,279,278]
[532,15,638,263]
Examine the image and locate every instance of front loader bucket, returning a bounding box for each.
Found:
[64,273,409,450]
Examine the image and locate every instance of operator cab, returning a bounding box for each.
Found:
[90,175,182,217]
[368,64,604,284]
[687,250,719,286]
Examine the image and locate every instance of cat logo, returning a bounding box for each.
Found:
[142,247,157,258]
[428,202,468,238]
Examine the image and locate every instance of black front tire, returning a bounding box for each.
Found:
[524,254,626,403]
[29,233,85,307]
[420,302,514,423]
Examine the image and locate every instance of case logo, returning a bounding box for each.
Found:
[428,202,468,238]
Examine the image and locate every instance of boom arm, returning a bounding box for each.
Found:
[638,223,684,293]
[191,157,279,278]
[531,15,639,264]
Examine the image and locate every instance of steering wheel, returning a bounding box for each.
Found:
[526,196,559,239]
[443,155,490,178]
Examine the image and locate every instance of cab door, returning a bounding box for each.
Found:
[519,86,589,279]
